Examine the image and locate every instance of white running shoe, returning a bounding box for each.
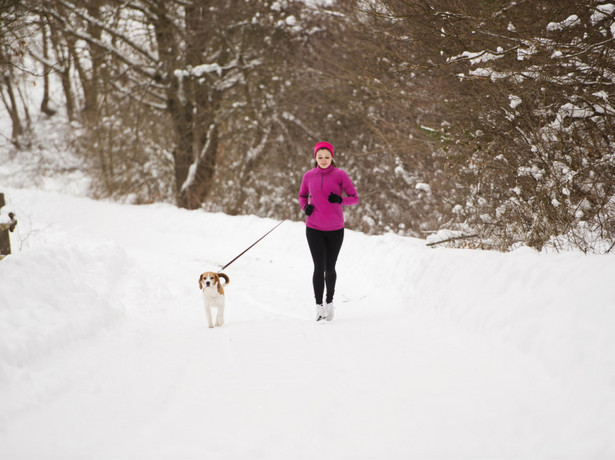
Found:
[316,303,326,321]
[325,302,335,321]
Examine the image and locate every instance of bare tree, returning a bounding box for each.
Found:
[20,0,337,210]
[1,0,29,144]
[12,0,613,252]
[370,0,615,252]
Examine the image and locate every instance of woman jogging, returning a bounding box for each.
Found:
[298,141,359,321]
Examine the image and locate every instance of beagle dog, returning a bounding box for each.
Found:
[198,272,230,328]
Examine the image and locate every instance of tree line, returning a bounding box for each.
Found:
[2,0,614,253]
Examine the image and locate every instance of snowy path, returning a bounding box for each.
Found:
[1,188,614,458]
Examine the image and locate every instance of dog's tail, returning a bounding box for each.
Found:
[217,273,230,285]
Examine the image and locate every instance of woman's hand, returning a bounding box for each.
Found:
[304,204,314,216]
[328,193,342,204]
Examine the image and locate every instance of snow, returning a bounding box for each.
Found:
[547,15,581,31]
[591,3,615,26]
[1,95,615,457]
[450,50,504,65]
[468,67,520,82]
[549,102,596,131]
[415,183,431,192]
[0,181,614,458]
[509,94,522,109]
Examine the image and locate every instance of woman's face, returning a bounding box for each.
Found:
[315,149,333,169]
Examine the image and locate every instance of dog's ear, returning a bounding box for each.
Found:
[214,274,224,295]
[217,273,230,285]
[198,274,204,290]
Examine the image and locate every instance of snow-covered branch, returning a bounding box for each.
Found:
[55,0,159,64]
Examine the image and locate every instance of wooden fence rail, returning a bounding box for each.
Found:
[0,192,18,258]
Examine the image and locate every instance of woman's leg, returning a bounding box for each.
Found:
[323,228,344,304]
[306,227,326,304]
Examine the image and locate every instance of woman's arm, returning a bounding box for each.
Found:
[298,174,310,210]
[340,171,359,206]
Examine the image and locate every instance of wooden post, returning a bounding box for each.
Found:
[0,192,12,256]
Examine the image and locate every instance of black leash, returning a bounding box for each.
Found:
[218,219,286,272]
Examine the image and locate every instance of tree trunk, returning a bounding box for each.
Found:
[47,20,76,121]
[40,20,56,116]
[0,75,24,143]
[152,1,223,209]
[176,122,219,209]
[81,2,106,118]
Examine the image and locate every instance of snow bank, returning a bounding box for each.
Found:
[0,243,131,383]
[406,245,615,385]
[0,187,614,457]
[342,231,615,393]
[2,188,614,395]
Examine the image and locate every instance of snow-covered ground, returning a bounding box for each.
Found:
[0,179,614,458]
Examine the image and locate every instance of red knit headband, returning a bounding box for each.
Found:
[313,141,334,158]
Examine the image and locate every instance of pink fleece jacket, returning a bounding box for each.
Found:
[298,166,359,231]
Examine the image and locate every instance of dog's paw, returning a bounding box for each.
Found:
[208,323,215,328]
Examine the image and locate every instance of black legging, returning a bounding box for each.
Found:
[306,227,345,304]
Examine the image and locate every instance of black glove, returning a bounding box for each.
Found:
[328,193,342,204]
[304,204,314,216]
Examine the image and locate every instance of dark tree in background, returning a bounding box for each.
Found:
[1,0,29,143]
[369,0,615,252]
